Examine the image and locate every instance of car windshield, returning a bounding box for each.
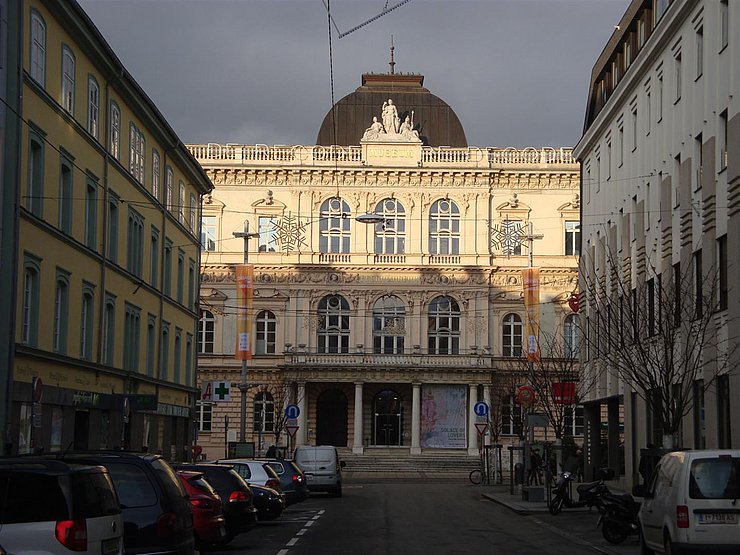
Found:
[263,464,279,479]
[266,462,284,475]
[689,457,740,499]
[104,462,157,508]
[70,471,120,518]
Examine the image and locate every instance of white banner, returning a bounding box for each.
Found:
[421,384,467,448]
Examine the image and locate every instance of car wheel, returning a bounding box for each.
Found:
[602,521,627,544]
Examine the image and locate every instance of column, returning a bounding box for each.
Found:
[607,397,620,475]
[296,382,307,446]
[353,382,364,454]
[584,401,601,482]
[468,384,478,456]
[411,383,421,455]
[483,384,492,447]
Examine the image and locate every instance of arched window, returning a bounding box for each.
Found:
[502,313,523,357]
[53,272,70,354]
[374,198,405,254]
[80,287,94,360]
[427,296,460,354]
[564,314,580,358]
[317,295,350,353]
[87,75,99,138]
[255,310,276,355]
[198,309,215,354]
[109,102,121,159]
[254,391,275,433]
[61,46,75,113]
[30,11,46,85]
[319,198,350,253]
[21,257,41,346]
[429,199,460,255]
[373,296,406,354]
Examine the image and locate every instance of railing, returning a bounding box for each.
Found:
[187,143,576,167]
[318,253,352,263]
[373,254,407,264]
[428,255,461,265]
[283,352,488,368]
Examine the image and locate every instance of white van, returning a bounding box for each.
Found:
[638,450,740,554]
[293,446,345,497]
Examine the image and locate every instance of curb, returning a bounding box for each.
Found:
[481,492,533,515]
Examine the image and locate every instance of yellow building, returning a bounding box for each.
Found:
[189,71,582,464]
[7,0,212,457]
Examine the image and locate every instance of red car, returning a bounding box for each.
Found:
[176,470,228,548]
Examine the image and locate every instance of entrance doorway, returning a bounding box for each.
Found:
[373,390,402,446]
[73,410,90,450]
[316,389,347,446]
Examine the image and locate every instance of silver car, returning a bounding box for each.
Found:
[0,459,123,555]
[214,459,283,492]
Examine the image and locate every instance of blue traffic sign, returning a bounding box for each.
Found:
[284,404,300,419]
[473,401,489,417]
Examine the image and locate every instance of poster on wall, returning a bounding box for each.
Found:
[421,384,467,448]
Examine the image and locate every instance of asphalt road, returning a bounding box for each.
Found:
[207,480,640,555]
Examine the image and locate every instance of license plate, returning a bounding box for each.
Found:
[698,513,738,524]
[305,474,314,483]
[102,538,120,555]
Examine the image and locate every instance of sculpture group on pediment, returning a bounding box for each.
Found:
[361,99,422,143]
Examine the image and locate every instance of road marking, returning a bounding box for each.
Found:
[297,528,307,536]
[277,550,289,555]
[312,515,320,520]
[287,538,298,546]
[304,520,314,527]
[319,509,326,514]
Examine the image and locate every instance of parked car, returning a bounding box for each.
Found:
[293,446,345,497]
[214,459,283,492]
[249,484,285,521]
[0,458,123,555]
[261,459,309,505]
[637,449,740,554]
[56,451,194,555]
[175,464,258,542]
[176,470,227,548]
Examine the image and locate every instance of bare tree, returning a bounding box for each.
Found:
[487,369,522,444]
[254,377,303,449]
[581,254,736,449]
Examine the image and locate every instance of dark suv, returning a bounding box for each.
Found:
[58,452,194,555]
[175,464,258,542]
[262,459,309,505]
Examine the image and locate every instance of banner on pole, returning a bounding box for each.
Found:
[235,265,254,360]
[522,268,541,362]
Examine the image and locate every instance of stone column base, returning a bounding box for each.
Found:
[410,446,421,455]
[352,446,364,455]
[467,447,479,456]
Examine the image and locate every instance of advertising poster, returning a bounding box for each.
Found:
[421,384,467,448]
[522,267,541,362]
[235,264,254,360]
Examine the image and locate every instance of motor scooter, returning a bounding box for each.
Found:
[597,491,641,544]
[548,468,612,515]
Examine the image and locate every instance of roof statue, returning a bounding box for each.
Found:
[361,99,422,143]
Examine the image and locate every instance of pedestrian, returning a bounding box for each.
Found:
[528,448,542,485]
[266,443,277,458]
[575,448,584,482]
[638,443,656,486]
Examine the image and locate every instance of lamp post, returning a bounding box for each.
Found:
[233,221,259,442]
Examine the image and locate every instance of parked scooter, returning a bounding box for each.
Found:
[548,467,613,515]
[597,491,641,544]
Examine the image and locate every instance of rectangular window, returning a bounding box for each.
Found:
[87,77,99,138]
[501,394,522,436]
[564,221,580,256]
[123,303,141,372]
[693,249,703,319]
[673,262,681,325]
[165,168,174,212]
[189,193,196,232]
[178,181,185,224]
[80,285,94,360]
[28,134,44,217]
[201,216,217,251]
[85,179,97,249]
[258,216,278,252]
[655,0,669,24]
[674,50,682,102]
[645,90,651,135]
[150,226,159,288]
[22,255,41,346]
[657,72,664,121]
[717,375,731,448]
[188,259,195,310]
[693,379,706,449]
[564,406,585,437]
[673,153,681,208]
[107,192,119,263]
[647,278,655,336]
[631,106,638,150]
[61,46,75,113]
[152,149,160,200]
[127,208,145,277]
[103,293,116,366]
[160,323,170,380]
[30,11,46,85]
[696,26,703,79]
[110,103,120,159]
[618,125,624,166]
[53,271,70,354]
[185,334,193,386]
[173,330,182,383]
[146,314,156,377]
[606,140,612,179]
[720,0,729,50]
[197,402,213,432]
[128,123,145,183]
[694,133,703,191]
[719,109,728,171]
[718,235,728,311]
[164,239,172,296]
[59,157,73,235]
[177,250,184,304]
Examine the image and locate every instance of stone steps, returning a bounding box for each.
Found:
[339,451,480,473]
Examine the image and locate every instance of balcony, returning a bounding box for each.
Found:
[282,352,489,369]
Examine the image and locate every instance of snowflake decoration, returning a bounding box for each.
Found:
[490,220,527,255]
[272,213,308,253]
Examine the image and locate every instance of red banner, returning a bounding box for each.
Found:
[553,382,577,404]
[522,268,541,362]
[235,265,254,360]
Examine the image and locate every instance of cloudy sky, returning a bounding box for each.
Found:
[78,0,628,149]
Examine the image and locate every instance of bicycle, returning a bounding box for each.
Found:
[469,464,493,485]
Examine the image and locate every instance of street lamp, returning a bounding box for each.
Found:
[233,220,259,442]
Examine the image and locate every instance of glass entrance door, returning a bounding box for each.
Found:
[373,390,402,446]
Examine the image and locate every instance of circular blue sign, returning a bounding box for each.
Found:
[284,404,300,419]
[473,401,489,417]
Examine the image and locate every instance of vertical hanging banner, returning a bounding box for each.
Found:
[235,264,254,360]
[522,267,541,362]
